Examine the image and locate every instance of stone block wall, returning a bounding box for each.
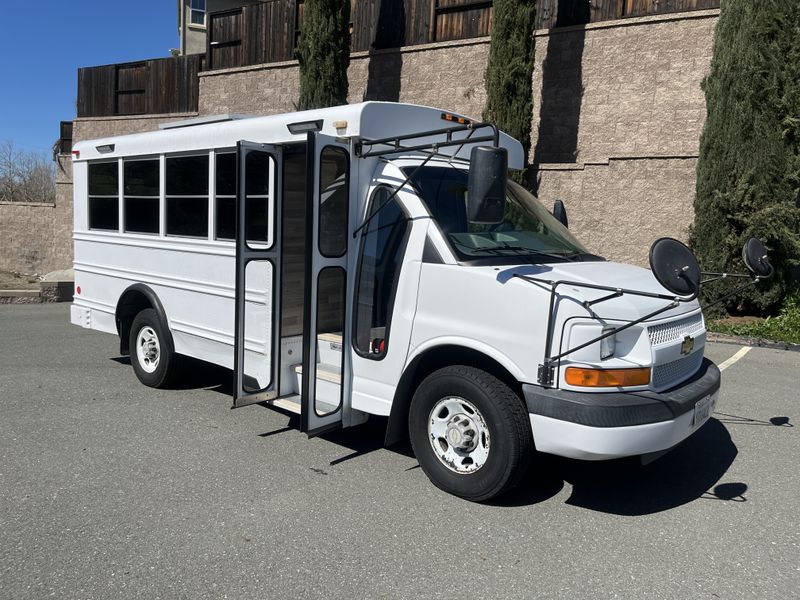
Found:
[532,9,719,265]
[12,9,719,275]
[0,156,73,276]
[199,38,490,120]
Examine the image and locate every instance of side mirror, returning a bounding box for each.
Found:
[742,237,773,278]
[553,199,569,228]
[467,146,507,224]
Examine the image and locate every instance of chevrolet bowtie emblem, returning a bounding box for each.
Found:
[681,335,695,356]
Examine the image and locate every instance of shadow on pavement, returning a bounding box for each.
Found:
[496,418,741,514]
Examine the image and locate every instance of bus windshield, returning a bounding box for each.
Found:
[404,166,598,263]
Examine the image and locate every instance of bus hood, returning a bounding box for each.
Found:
[499,260,701,322]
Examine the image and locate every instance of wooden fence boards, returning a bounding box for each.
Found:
[77,55,202,118]
[536,0,718,28]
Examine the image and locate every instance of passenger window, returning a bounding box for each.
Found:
[123,159,159,234]
[353,187,409,359]
[318,146,348,257]
[215,152,236,240]
[166,155,209,238]
[88,161,119,231]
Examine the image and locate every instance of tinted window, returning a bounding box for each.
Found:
[123,159,159,234]
[215,152,236,240]
[353,187,409,358]
[88,162,119,231]
[244,151,270,246]
[318,147,348,257]
[166,154,209,238]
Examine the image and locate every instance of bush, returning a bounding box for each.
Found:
[709,291,800,344]
[483,0,537,184]
[297,0,350,110]
[691,0,800,314]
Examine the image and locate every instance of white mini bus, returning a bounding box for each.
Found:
[71,102,738,501]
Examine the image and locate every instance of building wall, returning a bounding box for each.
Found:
[531,9,718,265]
[13,9,718,276]
[198,38,490,119]
[0,157,73,276]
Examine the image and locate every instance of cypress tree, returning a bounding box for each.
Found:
[297,0,350,110]
[483,0,537,182]
[692,0,800,313]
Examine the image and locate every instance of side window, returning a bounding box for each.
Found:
[318,146,348,257]
[190,0,206,26]
[353,187,410,359]
[215,152,236,240]
[87,162,119,231]
[123,159,159,234]
[166,154,209,238]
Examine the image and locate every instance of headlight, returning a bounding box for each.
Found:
[600,325,616,360]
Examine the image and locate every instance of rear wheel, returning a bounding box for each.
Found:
[129,309,177,388]
[409,365,533,502]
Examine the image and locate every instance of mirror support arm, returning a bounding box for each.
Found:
[514,274,695,388]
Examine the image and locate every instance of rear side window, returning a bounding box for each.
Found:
[88,162,119,231]
[353,187,410,359]
[123,159,159,234]
[166,155,209,238]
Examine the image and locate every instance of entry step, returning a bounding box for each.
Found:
[269,394,301,414]
[292,362,342,385]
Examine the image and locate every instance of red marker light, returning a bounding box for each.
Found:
[76,286,81,295]
[72,150,80,159]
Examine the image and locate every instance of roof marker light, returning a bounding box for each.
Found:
[287,119,323,135]
[441,112,475,126]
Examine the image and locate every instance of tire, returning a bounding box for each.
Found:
[409,365,533,502]
[129,308,177,388]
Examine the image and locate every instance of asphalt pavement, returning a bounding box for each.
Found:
[1,304,798,600]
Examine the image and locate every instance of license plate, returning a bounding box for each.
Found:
[693,392,717,428]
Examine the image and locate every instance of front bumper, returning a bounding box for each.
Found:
[523,358,720,460]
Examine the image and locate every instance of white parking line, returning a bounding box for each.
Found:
[718,346,752,372]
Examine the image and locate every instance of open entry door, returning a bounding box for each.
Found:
[301,133,352,435]
[233,142,283,408]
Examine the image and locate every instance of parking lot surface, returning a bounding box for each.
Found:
[1,304,798,600]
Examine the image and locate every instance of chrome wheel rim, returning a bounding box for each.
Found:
[135,326,160,374]
[428,396,490,474]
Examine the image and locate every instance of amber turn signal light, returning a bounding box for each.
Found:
[565,367,651,387]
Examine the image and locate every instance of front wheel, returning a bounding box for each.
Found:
[409,366,533,502]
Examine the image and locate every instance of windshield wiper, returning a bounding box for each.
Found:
[467,244,581,262]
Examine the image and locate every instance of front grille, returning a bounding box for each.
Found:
[648,313,704,347]
[652,351,704,390]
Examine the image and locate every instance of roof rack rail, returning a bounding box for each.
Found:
[159,114,254,130]
[355,121,500,160]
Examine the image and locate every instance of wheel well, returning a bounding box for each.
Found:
[384,345,522,447]
[115,285,166,356]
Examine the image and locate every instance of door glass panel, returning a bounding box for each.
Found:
[315,267,345,417]
[242,259,273,393]
[245,152,272,249]
[354,187,409,358]
[318,146,349,258]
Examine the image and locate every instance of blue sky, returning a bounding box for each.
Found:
[0,2,178,155]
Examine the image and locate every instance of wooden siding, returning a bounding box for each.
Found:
[536,0,719,29]
[77,55,203,118]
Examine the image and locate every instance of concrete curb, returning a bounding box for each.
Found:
[707,331,800,353]
[0,281,74,304]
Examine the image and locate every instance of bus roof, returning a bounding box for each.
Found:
[72,102,525,169]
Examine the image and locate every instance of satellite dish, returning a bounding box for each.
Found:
[649,238,701,297]
[742,237,772,277]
